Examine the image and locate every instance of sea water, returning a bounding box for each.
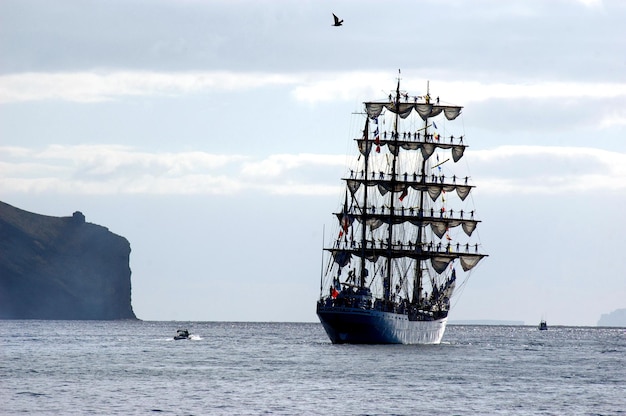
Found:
[1,321,624,415]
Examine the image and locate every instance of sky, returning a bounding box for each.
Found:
[1,0,625,326]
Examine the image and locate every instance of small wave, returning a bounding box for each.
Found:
[600,348,622,354]
[17,391,46,397]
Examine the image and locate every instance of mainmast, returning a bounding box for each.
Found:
[384,72,402,303]
[413,81,430,305]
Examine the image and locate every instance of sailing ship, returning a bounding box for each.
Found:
[317,75,487,344]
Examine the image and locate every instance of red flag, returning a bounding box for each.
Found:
[341,213,350,233]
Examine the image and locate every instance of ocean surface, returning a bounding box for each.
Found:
[1,321,624,415]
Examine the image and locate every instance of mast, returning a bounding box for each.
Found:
[359,117,369,288]
[320,225,325,296]
[384,71,402,303]
[413,81,430,306]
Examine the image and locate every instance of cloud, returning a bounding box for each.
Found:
[4,70,626,106]
[599,109,626,128]
[0,71,301,103]
[240,153,346,178]
[2,144,624,197]
[291,71,392,104]
[471,145,626,194]
[0,145,344,196]
[294,76,626,106]
[575,0,602,7]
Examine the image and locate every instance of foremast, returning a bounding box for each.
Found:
[359,116,369,289]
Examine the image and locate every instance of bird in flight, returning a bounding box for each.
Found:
[332,13,343,26]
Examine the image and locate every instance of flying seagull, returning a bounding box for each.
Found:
[332,13,343,26]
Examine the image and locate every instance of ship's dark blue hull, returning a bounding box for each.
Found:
[317,304,447,344]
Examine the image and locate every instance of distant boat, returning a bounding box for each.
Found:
[539,320,548,331]
[316,74,487,344]
[174,329,190,340]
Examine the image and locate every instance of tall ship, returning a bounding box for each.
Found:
[317,75,487,344]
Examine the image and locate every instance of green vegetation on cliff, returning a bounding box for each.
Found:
[0,201,136,320]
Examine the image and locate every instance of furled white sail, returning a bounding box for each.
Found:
[346,179,473,201]
[365,102,462,121]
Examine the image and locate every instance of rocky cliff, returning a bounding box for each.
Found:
[0,201,136,320]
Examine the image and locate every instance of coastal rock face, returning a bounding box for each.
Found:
[597,309,626,327]
[0,201,136,320]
